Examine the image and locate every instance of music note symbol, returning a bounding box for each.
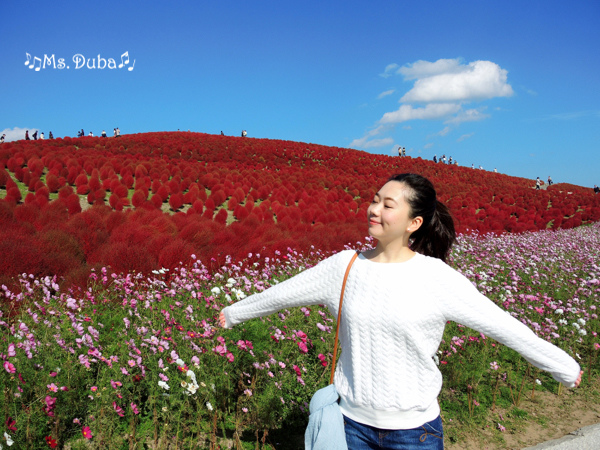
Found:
[118,51,130,68]
[30,56,42,71]
[128,60,136,71]
[25,53,32,66]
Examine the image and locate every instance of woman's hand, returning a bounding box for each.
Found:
[574,370,583,388]
[218,312,227,328]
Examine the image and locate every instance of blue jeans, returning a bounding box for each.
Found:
[343,414,444,449]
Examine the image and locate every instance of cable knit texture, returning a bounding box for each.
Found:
[222,250,581,429]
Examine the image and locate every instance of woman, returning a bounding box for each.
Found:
[219,173,582,449]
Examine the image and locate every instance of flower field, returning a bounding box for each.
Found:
[1,223,599,449]
[1,132,599,289]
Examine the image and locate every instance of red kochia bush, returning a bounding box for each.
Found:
[169,193,184,211]
[131,190,147,208]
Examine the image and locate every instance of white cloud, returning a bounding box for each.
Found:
[457,133,475,142]
[349,136,394,149]
[444,108,489,125]
[377,89,395,99]
[424,143,434,149]
[380,63,399,78]
[1,127,38,142]
[352,58,513,152]
[399,59,465,81]
[400,60,513,103]
[437,126,451,137]
[380,103,461,124]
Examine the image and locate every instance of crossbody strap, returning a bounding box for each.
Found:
[329,251,360,384]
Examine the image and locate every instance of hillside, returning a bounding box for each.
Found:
[1,131,599,288]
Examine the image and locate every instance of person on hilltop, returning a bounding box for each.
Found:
[594,185,599,194]
[398,146,402,157]
[548,176,553,186]
[32,130,38,140]
[48,131,53,139]
[101,130,107,138]
[433,155,437,163]
[40,132,44,140]
[116,127,121,137]
[218,173,582,449]
[536,177,541,190]
[25,130,30,140]
[0,134,5,143]
[402,147,406,157]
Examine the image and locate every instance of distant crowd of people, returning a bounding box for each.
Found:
[432,154,459,166]
[9,128,123,141]
[76,127,120,138]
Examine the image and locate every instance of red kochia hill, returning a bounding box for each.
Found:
[1,131,599,289]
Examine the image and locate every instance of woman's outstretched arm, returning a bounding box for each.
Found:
[220,250,355,328]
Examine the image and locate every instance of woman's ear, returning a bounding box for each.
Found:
[408,216,423,233]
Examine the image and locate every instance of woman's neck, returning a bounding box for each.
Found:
[363,242,415,263]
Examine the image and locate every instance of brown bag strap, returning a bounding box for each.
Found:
[329,251,359,384]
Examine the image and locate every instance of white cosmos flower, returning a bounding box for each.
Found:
[555,309,564,315]
[206,402,213,411]
[158,381,170,390]
[4,432,14,446]
[211,287,221,295]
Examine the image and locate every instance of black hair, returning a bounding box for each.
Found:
[387,173,456,262]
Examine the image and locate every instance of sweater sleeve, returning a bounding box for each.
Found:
[441,266,581,387]
[221,251,354,328]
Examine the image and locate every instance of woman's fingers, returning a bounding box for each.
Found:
[575,370,583,387]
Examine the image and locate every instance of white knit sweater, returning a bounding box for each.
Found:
[221,250,581,429]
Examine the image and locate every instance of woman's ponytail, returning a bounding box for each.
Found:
[387,174,456,262]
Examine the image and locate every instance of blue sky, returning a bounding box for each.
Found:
[2,1,599,187]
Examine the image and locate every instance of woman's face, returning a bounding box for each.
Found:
[367,181,422,243]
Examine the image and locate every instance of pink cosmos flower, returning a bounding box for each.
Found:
[113,402,125,417]
[47,383,58,392]
[296,331,307,342]
[82,426,93,439]
[213,345,227,356]
[3,361,16,373]
[297,342,308,353]
[292,365,302,377]
[44,396,57,417]
[131,403,140,415]
[7,343,16,357]
[110,380,122,389]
